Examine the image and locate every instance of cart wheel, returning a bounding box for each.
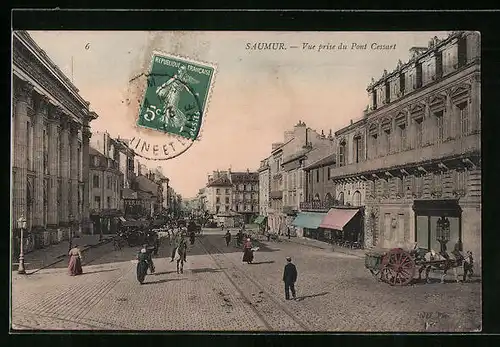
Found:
[381,249,416,286]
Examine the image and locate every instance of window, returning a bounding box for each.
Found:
[433,172,443,194]
[458,102,469,135]
[225,197,230,204]
[225,189,230,194]
[455,170,468,193]
[435,110,444,142]
[415,118,423,147]
[339,141,346,166]
[216,188,220,195]
[107,196,111,208]
[316,170,320,182]
[216,206,220,214]
[216,197,220,204]
[354,136,362,163]
[235,205,239,212]
[225,205,230,211]
[383,128,391,154]
[93,174,100,188]
[327,167,331,180]
[94,196,101,209]
[398,123,407,151]
[107,176,112,189]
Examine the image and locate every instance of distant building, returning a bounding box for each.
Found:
[88,146,123,234]
[205,171,233,215]
[229,169,259,224]
[257,157,271,223]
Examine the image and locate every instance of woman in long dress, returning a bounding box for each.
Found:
[137,245,153,284]
[68,244,83,276]
[242,238,254,264]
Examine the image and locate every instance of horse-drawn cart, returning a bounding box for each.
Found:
[365,245,465,286]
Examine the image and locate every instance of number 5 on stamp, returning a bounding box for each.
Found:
[137,52,216,141]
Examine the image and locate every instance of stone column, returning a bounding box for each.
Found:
[70,123,79,221]
[46,106,61,227]
[32,93,49,228]
[59,113,71,225]
[12,79,33,228]
[82,125,92,233]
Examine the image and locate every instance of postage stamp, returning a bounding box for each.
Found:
[137,53,216,141]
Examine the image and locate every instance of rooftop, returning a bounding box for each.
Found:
[303,153,337,171]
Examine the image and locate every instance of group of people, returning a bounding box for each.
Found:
[223,229,246,247]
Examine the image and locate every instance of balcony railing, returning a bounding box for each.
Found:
[328,134,480,180]
[300,201,338,211]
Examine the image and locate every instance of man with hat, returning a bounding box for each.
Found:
[283,257,298,300]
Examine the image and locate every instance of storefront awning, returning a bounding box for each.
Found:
[253,215,267,224]
[319,208,359,231]
[292,212,326,229]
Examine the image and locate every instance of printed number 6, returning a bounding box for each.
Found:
[143,107,156,122]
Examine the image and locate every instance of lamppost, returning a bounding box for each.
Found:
[436,216,451,254]
[68,213,74,252]
[17,216,27,274]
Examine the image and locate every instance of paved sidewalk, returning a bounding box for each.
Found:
[11,234,113,274]
[281,236,365,258]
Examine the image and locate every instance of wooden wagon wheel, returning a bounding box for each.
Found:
[381,248,416,286]
[369,269,382,281]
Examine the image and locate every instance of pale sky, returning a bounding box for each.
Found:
[29,31,447,198]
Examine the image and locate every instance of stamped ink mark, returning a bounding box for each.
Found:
[137,54,215,141]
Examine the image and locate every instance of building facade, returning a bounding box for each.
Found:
[328,32,481,264]
[205,171,233,215]
[258,157,271,217]
[229,170,259,224]
[88,147,123,234]
[12,31,97,251]
[267,121,335,235]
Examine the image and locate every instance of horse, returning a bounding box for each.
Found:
[417,249,463,284]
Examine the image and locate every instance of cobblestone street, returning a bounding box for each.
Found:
[11,230,481,332]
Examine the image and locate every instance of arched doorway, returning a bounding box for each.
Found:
[337,192,344,205]
[314,193,321,201]
[352,190,361,206]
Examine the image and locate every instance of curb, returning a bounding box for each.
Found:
[282,238,365,259]
[16,238,114,275]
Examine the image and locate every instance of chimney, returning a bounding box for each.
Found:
[328,129,333,140]
[305,127,308,147]
[246,168,249,173]
[321,130,325,139]
[350,119,353,125]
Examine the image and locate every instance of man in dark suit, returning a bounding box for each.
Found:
[283,257,298,300]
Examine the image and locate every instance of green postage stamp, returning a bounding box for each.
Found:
[137,53,216,141]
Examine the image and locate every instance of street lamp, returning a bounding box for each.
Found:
[17,216,27,274]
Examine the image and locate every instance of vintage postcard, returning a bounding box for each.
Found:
[11,30,481,332]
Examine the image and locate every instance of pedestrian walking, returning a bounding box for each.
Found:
[175,234,188,274]
[242,238,254,264]
[68,244,83,276]
[224,231,231,246]
[283,257,298,300]
[287,227,291,239]
[170,232,182,262]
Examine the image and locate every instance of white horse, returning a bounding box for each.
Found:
[418,249,462,284]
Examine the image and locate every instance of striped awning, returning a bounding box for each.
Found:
[291,212,326,229]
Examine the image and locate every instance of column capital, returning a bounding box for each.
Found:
[34,93,50,117]
[82,125,92,139]
[60,111,72,130]
[14,79,34,104]
[69,121,80,135]
[47,104,62,124]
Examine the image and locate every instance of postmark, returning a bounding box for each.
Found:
[128,52,216,161]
